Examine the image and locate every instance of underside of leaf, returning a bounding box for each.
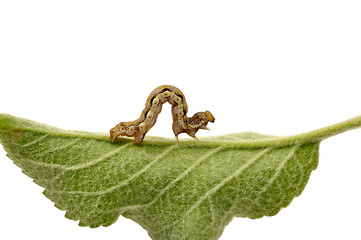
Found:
[1,114,360,240]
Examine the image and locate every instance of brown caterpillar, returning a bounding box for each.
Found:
[110,85,215,143]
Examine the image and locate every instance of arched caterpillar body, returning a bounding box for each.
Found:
[109,85,215,143]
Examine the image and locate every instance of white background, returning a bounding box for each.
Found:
[1,1,361,239]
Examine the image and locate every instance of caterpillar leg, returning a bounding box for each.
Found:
[110,126,122,142]
[192,136,199,141]
[109,129,118,142]
[134,131,145,144]
[174,134,199,141]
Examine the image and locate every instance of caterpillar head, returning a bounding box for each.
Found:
[173,110,215,140]
[187,111,215,126]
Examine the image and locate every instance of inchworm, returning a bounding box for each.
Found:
[109,85,215,143]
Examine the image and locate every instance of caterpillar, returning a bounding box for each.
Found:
[109,85,215,143]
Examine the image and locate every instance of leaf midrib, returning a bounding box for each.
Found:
[1,114,361,148]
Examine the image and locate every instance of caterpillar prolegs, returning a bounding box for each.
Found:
[109,85,215,143]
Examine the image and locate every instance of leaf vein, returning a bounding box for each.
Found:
[20,134,49,147]
[6,138,81,170]
[66,142,133,171]
[143,145,225,208]
[48,144,178,195]
[38,138,82,157]
[49,142,133,185]
[161,147,271,231]
[256,144,300,199]
[94,145,225,214]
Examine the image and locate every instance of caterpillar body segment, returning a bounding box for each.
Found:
[110,85,214,143]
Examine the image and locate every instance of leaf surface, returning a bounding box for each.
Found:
[0,114,360,240]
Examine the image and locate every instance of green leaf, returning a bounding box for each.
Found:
[1,113,361,240]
